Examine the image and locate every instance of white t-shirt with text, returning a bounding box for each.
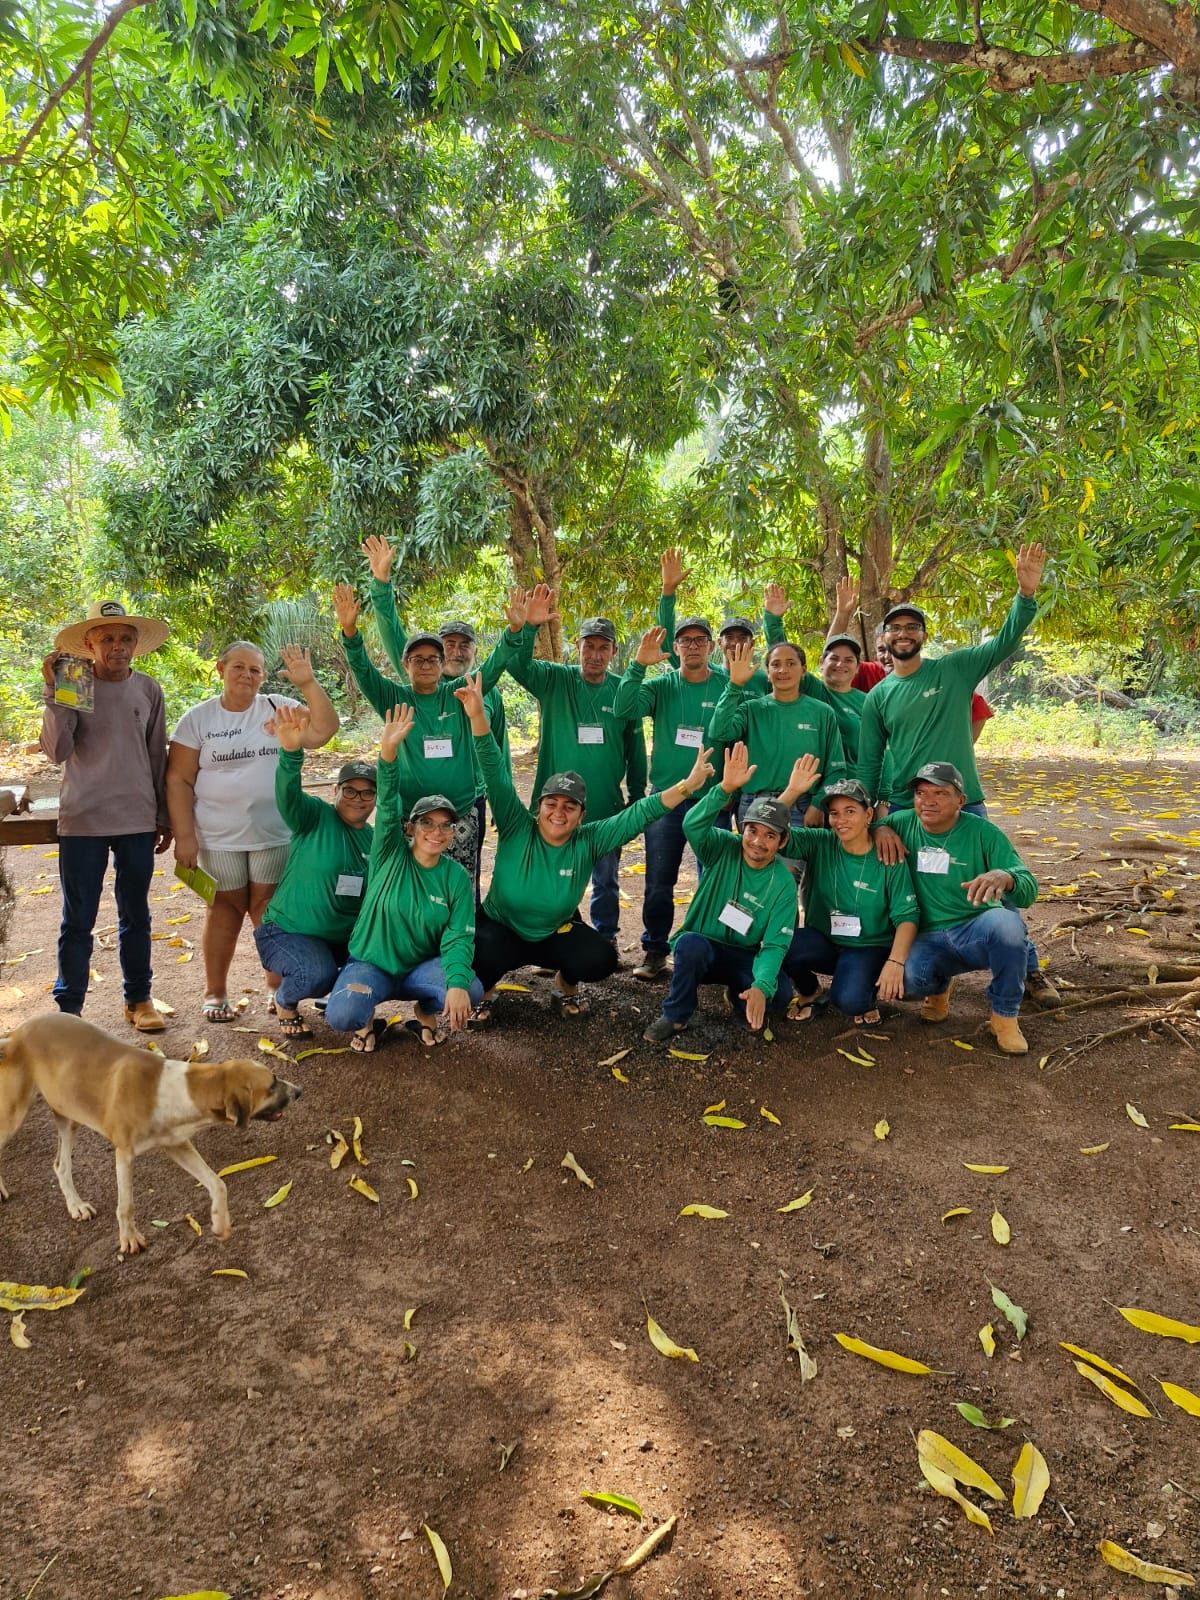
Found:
[171,693,300,851]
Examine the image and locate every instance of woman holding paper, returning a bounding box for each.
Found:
[167,641,338,1022]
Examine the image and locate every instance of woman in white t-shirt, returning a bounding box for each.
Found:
[167,641,339,1021]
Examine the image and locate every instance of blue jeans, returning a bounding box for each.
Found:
[590,848,621,942]
[903,906,1028,1018]
[324,957,484,1033]
[641,796,699,955]
[962,801,1037,976]
[54,832,155,1014]
[783,927,891,1016]
[663,932,794,1025]
[254,923,347,1011]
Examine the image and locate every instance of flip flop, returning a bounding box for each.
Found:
[277,1012,313,1040]
[549,990,591,1018]
[350,1019,386,1053]
[402,1018,441,1048]
[786,992,825,1024]
[201,996,234,1023]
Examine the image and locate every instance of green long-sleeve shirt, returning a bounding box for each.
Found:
[855,593,1037,809]
[341,625,517,816]
[503,624,647,823]
[347,756,476,987]
[368,576,512,777]
[886,809,1038,931]
[707,682,847,803]
[612,659,722,793]
[657,592,771,696]
[675,783,799,1002]
[263,749,373,941]
[475,733,665,940]
[781,828,918,947]
[760,610,866,763]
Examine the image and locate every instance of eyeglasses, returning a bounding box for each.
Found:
[885,623,923,637]
[415,818,455,834]
[406,654,443,667]
[677,634,710,646]
[340,785,376,800]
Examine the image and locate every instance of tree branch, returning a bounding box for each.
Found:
[861,33,1169,91]
[1,0,154,169]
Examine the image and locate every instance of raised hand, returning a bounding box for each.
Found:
[277,644,316,688]
[763,582,789,617]
[661,547,690,596]
[264,702,312,753]
[525,583,559,628]
[830,575,859,631]
[636,625,670,668]
[1014,542,1047,598]
[379,703,416,761]
[721,741,757,794]
[726,637,756,687]
[333,583,360,638]
[788,752,822,796]
[452,670,487,728]
[684,745,715,794]
[739,985,767,1031]
[363,534,395,584]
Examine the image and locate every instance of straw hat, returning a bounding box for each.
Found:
[54,600,170,659]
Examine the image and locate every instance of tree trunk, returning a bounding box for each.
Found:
[859,410,895,643]
[503,470,564,660]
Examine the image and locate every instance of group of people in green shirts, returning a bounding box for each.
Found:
[256,537,1051,1056]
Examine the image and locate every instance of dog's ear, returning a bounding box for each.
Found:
[222,1067,259,1129]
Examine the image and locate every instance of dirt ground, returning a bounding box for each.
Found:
[1,748,1198,1600]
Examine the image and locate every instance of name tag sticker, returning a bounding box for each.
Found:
[577,724,604,745]
[423,737,453,759]
[829,912,862,938]
[718,901,754,936]
[917,847,951,875]
[335,874,364,898]
[674,725,704,748]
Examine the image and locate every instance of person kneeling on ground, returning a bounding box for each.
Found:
[453,673,708,1021]
[769,761,918,1027]
[643,744,801,1043]
[252,705,376,1040]
[324,706,482,1051]
[874,761,1039,1055]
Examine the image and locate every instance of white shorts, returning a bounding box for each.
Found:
[198,844,290,894]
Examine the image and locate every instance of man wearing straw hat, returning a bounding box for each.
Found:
[40,600,173,1031]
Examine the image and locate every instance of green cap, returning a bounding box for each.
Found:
[820,778,872,810]
[821,632,863,659]
[537,771,587,808]
[742,796,790,836]
[407,794,459,823]
[337,759,377,788]
[909,761,965,795]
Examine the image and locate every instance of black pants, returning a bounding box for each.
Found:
[474,911,619,992]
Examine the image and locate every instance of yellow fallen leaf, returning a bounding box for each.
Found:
[0,1281,86,1313]
[211,1269,248,1279]
[348,1176,379,1204]
[521,1157,534,1172]
[836,1047,874,1066]
[423,1523,453,1592]
[185,1213,203,1236]
[217,1155,278,1178]
[257,1036,292,1061]
[703,1099,726,1114]
[979,1323,996,1358]
[166,914,191,925]
[176,953,193,963]
[1097,1540,1195,1586]
[406,1176,418,1199]
[351,1115,368,1166]
[294,1046,349,1060]
[10,1313,31,1348]
[1126,1102,1149,1128]
[1126,927,1151,936]
[916,1429,1005,1500]
[494,982,529,991]
[963,1163,1009,1174]
[777,1189,815,1213]
[942,1207,972,1222]
[874,1119,890,1140]
[920,1459,993,1534]
[151,996,175,1016]
[679,1204,729,1219]
[646,1310,699,1362]
[1118,1306,1200,1343]
[760,1106,781,1125]
[612,1066,629,1082]
[1158,1377,1200,1416]
[561,1151,594,1187]
[329,1132,350,1169]
[598,1048,632,1068]
[668,1048,710,1061]
[403,1307,417,1330]
[952,1040,974,1050]
[1072,1360,1151,1416]
[1012,1441,1050,1518]
[188,1038,209,1062]
[263,1181,292,1209]
[1170,1122,1200,1133]
[1059,1342,1141,1390]
[1079,1142,1110,1154]
[703,1115,746,1128]
[991,1210,1011,1246]
[834,1332,930,1375]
